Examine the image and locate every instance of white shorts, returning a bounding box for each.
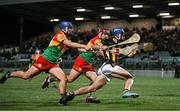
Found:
[97,62,124,81]
[97,63,116,81]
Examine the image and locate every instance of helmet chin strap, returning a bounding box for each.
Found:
[113,36,123,44]
[61,27,68,34]
[61,27,73,39]
[115,35,121,40]
[114,33,125,42]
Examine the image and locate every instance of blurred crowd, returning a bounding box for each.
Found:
[0,27,180,60]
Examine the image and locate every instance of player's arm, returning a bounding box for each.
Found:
[94,45,108,57]
[56,34,89,50]
[63,39,89,50]
[77,48,87,52]
[90,43,108,51]
[78,43,106,52]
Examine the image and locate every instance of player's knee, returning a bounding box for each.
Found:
[127,77,134,82]
[125,73,134,79]
[129,74,134,79]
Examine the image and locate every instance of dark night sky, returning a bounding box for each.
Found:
[0,13,53,46]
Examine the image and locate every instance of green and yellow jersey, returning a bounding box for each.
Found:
[41,31,69,63]
[79,35,102,65]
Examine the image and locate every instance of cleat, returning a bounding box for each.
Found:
[59,92,75,105]
[59,93,68,105]
[59,97,67,106]
[122,91,139,98]
[41,76,51,89]
[85,96,101,103]
[66,92,75,101]
[0,71,10,84]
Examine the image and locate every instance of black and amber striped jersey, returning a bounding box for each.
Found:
[102,38,127,64]
[103,47,120,63]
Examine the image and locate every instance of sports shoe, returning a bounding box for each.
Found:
[41,76,51,89]
[122,91,139,98]
[65,92,75,102]
[59,92,68,105]
[85,96,101,103]
[0,71,10,84]
[59,92,75,105]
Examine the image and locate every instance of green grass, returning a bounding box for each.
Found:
[0,73,180,111]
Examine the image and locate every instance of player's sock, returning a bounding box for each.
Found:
[123,89,129,93]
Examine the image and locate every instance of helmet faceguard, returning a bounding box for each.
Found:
[114,33,123,40]
[111,28,125,41]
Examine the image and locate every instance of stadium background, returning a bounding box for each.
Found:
[0,0,180,110]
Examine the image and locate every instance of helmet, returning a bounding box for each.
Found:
[59,21,73,30]
[111,28,124,36]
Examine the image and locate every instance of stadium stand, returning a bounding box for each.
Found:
[0,27,179,70]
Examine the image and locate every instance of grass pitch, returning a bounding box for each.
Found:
[0,73,180,111]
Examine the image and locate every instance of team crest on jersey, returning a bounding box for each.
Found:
[38,63,42,68]
[78,67,82,72]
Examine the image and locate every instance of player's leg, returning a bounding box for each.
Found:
[67,56,85,83]
[68,61,100,103]
[85,71,101,103]
[67,68,81,83]
[85,71,97,82]
[74,75,107,95]
[41,57,83,88]
[111,65,139,98]
[60,62,111,104]
[41,65,82,89]
[0,66,40,84]
[48,67,67,96]
[60,75,107,104]
[58,67,82,105]
[112,66,134,90]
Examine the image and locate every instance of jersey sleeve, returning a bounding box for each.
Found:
[57,33,67,43]
[94,39,102,45]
